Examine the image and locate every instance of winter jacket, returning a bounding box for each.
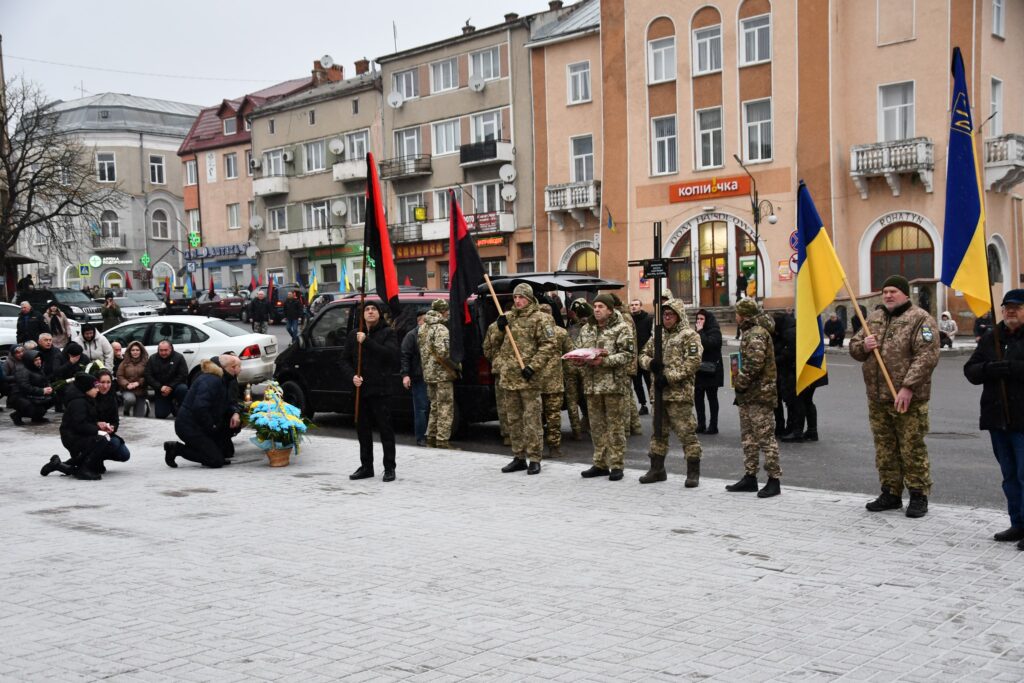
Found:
[145,350,189,391]
[493,298,558,392]
[400,326,424,381]
[176,359,233,437]
[100,303,123,331]
[695,309,724,389]
[81,333,114,369]
[10,352,52,404]
[284,298,304,321]
[116,341,149,396]
[577,310,634,395]
[95,390,120,431]
[209,356,242,415]
[939,312,958,337]
[773,312,797,401]
[248,298,272,323]
[16,311,44,344]
[631,310,653,352]
[639,300,702,403]
[36,345,65,380]
[419,311,454,383]
[43,310,72,349]
[849,302,939,403]
[964,322,1024,432]
[823,317,846,343]
[340,320,399,397]
[734,312,777,407]
[534,313,565,395]
[59,385,101,455]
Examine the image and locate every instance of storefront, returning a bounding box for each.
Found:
[184,243,256,291]
[303,243,367,292]
[396,241,445,289]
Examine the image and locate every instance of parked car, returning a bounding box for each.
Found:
[123,289,167,315]
[93,297,158,321]
[254,283,307,324]
[197,290,247,320]
[151,286,192,315]
[15,288,103,323]
[0,301,19,358]
[102,315,278,385]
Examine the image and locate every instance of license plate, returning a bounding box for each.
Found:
[229,302,240,306]
[265,344,277,355]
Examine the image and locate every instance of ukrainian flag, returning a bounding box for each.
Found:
[606,207,615,232]
[941,47,991,317]
[307,265,318,302]
[341,263,352,292]
[795,182,847,394]
[183,274,193,299]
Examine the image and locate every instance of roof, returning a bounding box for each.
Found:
[49,93,202,138]
[251,72,381,118]
[376,13,534,64]
[50,93,202,117]
[529,0,600,44]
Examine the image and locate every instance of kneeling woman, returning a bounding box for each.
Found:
[91,368,131,469]
[40,373,124,480]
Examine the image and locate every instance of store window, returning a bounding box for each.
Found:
[870,223,934,291]
[568,248,599,277]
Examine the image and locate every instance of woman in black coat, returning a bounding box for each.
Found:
[92,368,130,467]
[41,373,120,480]
[8,349,55,425]
[694,309,723,434]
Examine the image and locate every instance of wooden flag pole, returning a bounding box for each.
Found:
[842,277,898,401]
[354,245,368,423]
[483,273,525,370]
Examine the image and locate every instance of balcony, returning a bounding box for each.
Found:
[849,137,934,199]
[378,155,432,180]
[253,174,290,197]
[465,211,515,234]
[545,180,602,229]
[278,226,345,252]
[91,234,127,252]
[390,223,423,243]
[459,139,514,167]
[985,134,1024,192]
[333,158,367,183]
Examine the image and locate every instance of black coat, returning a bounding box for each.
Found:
[16,311,44,344]
[340,321,399,397]
[36,345,65,380]
[632,310,653,352]
[823,317,846,340]
[773,313,797,400]
[177,361,233,437]
[60,385,100,455]
[10,353,51,403]
[695,310,724,389]
[145,351,189,390]
[248,298,272,323]
[400,326,423,381]
[284,298,304,321]
[964,322,1024,432]
[95,390,120,430]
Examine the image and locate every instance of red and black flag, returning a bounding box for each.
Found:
[250,273,257,292]
[163,276,171,304]
[208,274,216,298]
[447,189,485,364]
[364,152,401,315]
[125,272,133,290]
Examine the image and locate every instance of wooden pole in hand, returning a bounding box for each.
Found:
[483,273,525,370]
[843,277,898,401]
[354,246,368,423]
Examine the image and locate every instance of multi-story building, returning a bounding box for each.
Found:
[250,62,382,290]
[177,76,314,290]
[17,93,201,291]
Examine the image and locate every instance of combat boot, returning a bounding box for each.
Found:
[865,487,902,512]
[638,454,667,484]
[993,527,1024,542]
[757,477,781,498]
[40,455,70,477]
[435,440,450,449]
[725,474,758,492]
[685,459,700,488]
[581,465,610,478]
[905,490,928,518]
[501,458,528,473]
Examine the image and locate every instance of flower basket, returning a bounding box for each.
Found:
[266,447,292,467]
[243,381,313,467]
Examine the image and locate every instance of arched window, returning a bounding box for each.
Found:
[568,248,599,278]
[63,264,82,290]
[870,223,933,291]
[152,261,174,285]
[102,270,123,292]
[987,243,1003,284]
[100,210,119,237]
[152,209,169,239]
[668,230,694,305]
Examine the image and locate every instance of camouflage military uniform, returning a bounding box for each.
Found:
[493,285,557,463]
[849,301,939,495]
[734,311,781,478]
[578,309,635,470]
[483,321,509,444]
[618,302,643,436]
[566,313,588,436]
[420,305,455,445]
[639,300,703,462]
[538,323,570,451]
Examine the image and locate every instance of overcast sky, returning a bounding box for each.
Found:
[2,0,556,106]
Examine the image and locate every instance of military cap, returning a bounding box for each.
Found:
[431,299,449,312]
[735,298,761,318]
[882,275,910,296]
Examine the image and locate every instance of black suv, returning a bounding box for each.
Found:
[15,288,102,323]
[254,284,306,324]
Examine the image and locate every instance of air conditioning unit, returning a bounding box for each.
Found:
[249,156,261,170]
[282,149,295,163]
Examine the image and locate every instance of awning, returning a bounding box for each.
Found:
[2,250,43,265]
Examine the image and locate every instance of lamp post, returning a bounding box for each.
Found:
[732,154,778,301]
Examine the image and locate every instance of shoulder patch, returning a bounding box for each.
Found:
[688,343,699,355]
[544,325,555,338]
[921,325,934,343]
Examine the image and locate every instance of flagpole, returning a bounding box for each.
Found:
[842,277,898,401]
[355,243,368,424]
[483,273,525,369]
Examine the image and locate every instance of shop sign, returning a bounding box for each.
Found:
[476,236,504,247]
[88,255,102,268]
[395,241,445,260]
[470,212,500,230]
[310,244,365,258]
[778,259,793,281]
[669,175,751,204]
[101,257,133,266]
[185,243,247,259]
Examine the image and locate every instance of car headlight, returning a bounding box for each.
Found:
[70,306,83,314]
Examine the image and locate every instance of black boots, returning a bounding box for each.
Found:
[639,454,667,484]
[164,441,179,468]
[10,411,23,426]
[501,458,528,473]
[349,466,374,480]
[685,459,700,488]
[704,424,719,435]
[609,469,624,481]
[803,431,819,441]
[527,461,541,475]
[906,490,928,518]
[780,431,805,443]
[580,465,610,478]
[726,474,758,492]
[40,455,69,477]
[865,487,903,512]
[382,470,396,482]
[757,477,781,498]
[994,527,1024,542]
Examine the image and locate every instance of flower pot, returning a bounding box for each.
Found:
[266,447,292,467]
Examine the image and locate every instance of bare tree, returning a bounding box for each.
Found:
[0,76,125,263]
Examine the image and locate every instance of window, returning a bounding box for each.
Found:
[744,99,772,162]
[870,224,934,291]
[472,110,502,142]
[432,119,460,155]
[740,14,771,65]
[483,259,506,277]
[187,209,200,232]
[321,263,338,283]
[100,210,119,237]
[58,165,72,186]
[185,159,197,185]
[648,37,676,83]
[471,46,501,81]
[652,116,678,175]
[879,81,914,141]
[395,127,421,157]
[517,243,534,273]
[223,117,237,135]
[434,189,453,221]
[393,68,419,99]
[304,200,330,229]
[248,200,255,223]
[431,58,458,93]
[993,0,1005,37]
[224,153,238,179]
[347,195,367,224]
[571,135,594,182]
[693,25,723,75]
[352,98,359,115]
[474,182,501,213]
[568,62,591,103]
[568,248,599,278]
[398,193,423,224]
[304,140,326,172]
[245,150,253,176]
[151,209,169,239]
[149,155,165,184]
[308,109,316,126]
[268,206,287,232]
[696,108,723,169]
[263,149,285,176]
[96,152,116,182]
[268,118,276,134]
[991,78,1003,136]
[345,130,369,160]
[244,118,251,131]
[227,203,240,229]
[310,306,350,347]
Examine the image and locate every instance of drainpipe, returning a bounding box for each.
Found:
[1013,194,1023,289]
[139,133,150,288]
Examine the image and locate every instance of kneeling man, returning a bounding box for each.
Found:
[164,355,242,468]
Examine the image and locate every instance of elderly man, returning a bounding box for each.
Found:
[164,355,242,469]
[16,302,44,344]
[145,340,189,419]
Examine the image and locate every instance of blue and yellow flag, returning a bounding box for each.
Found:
[796,182,847,395]
[307,265,318,303]
[183,274,193,299]
[941,47,990,317]
[606,207,615,232]
[341,263,352,293]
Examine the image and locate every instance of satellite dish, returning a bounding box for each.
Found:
[328,138,345,155]
[249,215,264,231]
[331,200,348,217]
[468,74,485,92]
[321,54,335,69]
[387,90,404,109]
[499,164,516,183]
[501,185,517,202]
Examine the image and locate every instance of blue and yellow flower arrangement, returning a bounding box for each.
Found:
[245,381,312,453]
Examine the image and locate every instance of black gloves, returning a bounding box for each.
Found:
[656,374,669,389]
[496,314,508,332]
[648,358,664,374]
[986,360,1011,378]
[521,365,535,380]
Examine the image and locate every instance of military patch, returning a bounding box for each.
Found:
[688,343,699,355]
[545,325,555,338]
[921,325,933,342]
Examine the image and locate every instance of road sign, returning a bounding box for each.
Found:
[140,252,151,268]
[79,265,90,277]
[88,255,102,268]
[789,252,799,275]
[186,261,197,273]
[789,230,799,251]
[641,258,669,279]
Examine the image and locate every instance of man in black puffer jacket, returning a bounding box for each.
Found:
[145,340,189,419]
[8,349,55,425]
[164,355,242,469]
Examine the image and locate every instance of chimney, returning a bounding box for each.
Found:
[548,0,563,9]
[504,12,519,22]
[355,58,370,76]
[462,20,476,35]
[312,60,326,85]
[313,60,344,84]
[325,64,344,82]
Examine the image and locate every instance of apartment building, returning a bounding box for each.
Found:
[177,76,314,290]
[249,63,382,290]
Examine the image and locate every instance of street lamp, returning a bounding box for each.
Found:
[733,154,778,301]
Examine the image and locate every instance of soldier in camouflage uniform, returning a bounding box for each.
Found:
[565,299,591,439]
[482,319,511,446]
[727,298,782,498]
[849,275,939,518]
[576,293,635,481]
[495,283,557,475]
[614,295,644,438]
[638,299,703,486]
[538,303,568,457]
[419,299,457,448]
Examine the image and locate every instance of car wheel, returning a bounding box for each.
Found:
[281,380,313,418]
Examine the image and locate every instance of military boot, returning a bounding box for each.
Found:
[435,441,450,449]
[905,490,929,518]
[40,455,71,477]
[638,454,667,484]
[725,474,758,492]
[757,477,781,498]
[501,458,528,473]
[865,487,903,512]
[581,465,610,478]
[685,459,700,488]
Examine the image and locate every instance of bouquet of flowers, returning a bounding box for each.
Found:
[562,347,605,361]
[245,381,312,453]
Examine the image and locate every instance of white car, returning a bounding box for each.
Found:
[102,315,278,385]
[0,301,19,355]
[107,297,157,320]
